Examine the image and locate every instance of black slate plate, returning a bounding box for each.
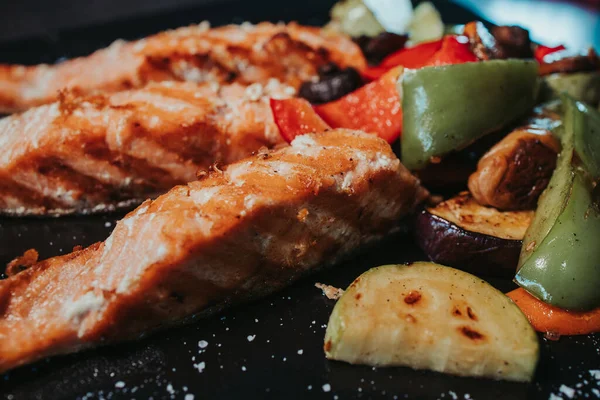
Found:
[1,1,600,399]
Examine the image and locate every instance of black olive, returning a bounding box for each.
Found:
[299,67,363,104]
[354,32,408,65]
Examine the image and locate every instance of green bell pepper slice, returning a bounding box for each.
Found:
[516,96,600,311]
[400,60,539,170]
[540,71,600,107]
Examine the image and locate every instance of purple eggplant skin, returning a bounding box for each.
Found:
[414,209,522,279]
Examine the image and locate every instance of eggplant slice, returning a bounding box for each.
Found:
[415,192,534,277]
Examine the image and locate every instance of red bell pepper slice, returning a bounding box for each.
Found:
[270,98,330,143]
[362,36,476,80]
[314,66,404,143]
[534,44,567,64]
[425,35,478,66]
[380,39,443,68]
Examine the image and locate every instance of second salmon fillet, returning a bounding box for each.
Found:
[0,80,293,216]
[0,129,427,373]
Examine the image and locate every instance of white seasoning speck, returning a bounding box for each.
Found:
[198,340,208,348]
[104,222,111,227]
[307,385,312,390]
[322,384,331,392]
[247,335,256,342]
[185,395,195,400]
[193,361,206,373]
[166,384,175,394]
[115,381,125,388]
[559,385,575,398]
[590,370,600,379]
[241,366,247,371]
[297,349,303,355]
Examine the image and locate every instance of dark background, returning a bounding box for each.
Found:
[0,1,599,399]
[0,0,598,65]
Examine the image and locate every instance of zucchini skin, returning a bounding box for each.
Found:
[516,96,600,311]
[400,60,539,170]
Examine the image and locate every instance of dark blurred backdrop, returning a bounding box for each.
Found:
[0,0,598,64]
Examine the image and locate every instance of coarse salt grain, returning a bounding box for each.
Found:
[322,384,331,392]
[193,361,206,373]
[198,340,208,348]
[559,385,575,398]
[247,335,256,342]
[115,381,125,388]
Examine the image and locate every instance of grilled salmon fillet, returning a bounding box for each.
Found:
[0,22,365,113]
[0,79,295,216]
[0,129,427,373]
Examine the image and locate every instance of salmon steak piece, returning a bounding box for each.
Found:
[0,22,365,113]
[0,79,295,216]
[0,129,427,373]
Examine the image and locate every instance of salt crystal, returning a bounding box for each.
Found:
[241,366,247,371]
[297,349,303,355]
[322,384,331,392]
[198,340,208,348]
[115,381,125,388]
[247,335,256,342]
[185,395,195,400]
[590,370,600,380]
[193,361,206,373]
[559,385,575,398]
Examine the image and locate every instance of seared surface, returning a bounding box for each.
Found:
[0,129,427,373]
[0,22,365,113]
[0,80,294,216]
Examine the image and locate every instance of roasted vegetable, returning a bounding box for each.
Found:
[328,0,385,37]
[491,25,532,59]
[315,66,403,143]
[401,60,539,170]
[272,66,403,143]
[538,48,600,76]
[516,96,600,311]
[463,21,506,60]
[540,71,600,107]
[324,262,539,382]
[534,44,566,64]
[354,33,408,65]
[415,192,534,277]
[299,65,363,104]
[407,2,444,45]
[468,126,560,210]
[508,288,600,335]
[362,35,476,81]
[270,98,330,143]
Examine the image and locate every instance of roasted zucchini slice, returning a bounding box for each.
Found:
[324,262,539,382]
